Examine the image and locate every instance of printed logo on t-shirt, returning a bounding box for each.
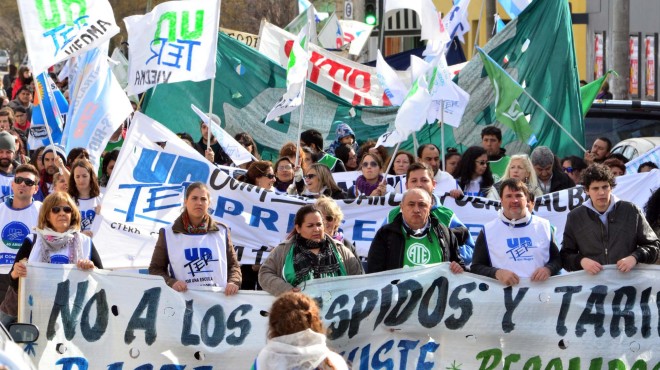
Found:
[184,247,218,276]
[406,243,432,266]
[2,222,30,250]
[506,237,535,261]
[50,254,70,264]
[80,209,97,230]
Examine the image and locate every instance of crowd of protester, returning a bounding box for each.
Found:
[0,83,659,365]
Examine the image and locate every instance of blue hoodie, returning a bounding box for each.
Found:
[326,122,358,155]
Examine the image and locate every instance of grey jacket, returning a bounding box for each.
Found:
[258,236,363,296]
[561,200,659,271]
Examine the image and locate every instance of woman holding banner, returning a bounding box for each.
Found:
[149,182,242,295]
[258,205,362,296]
[288,164,347,200]
[449,146,495,198]
[68,160,102,237]
[0,192,102,326]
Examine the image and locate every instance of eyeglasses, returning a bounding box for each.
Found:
[325,215,334,222]
[277,165,293,171]
[262,174,275,179]
[563,167,574,173]
[361,161,379,168]
[475,160,488,166]
[14,177,36,186]
[304,174,317,180]
[51,206,73,214]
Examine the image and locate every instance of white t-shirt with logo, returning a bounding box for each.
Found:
[77,196,102,232]
[164,228,228,289]
[0,201,41,273]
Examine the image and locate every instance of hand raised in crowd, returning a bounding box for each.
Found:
[448,189,464,199]
[370,180,387,196]
[530,266,551,281]
[76,258,95,270]
[580,257,603,275]
[11,259,27,279]
[172,280,188,292]
[616,255,637,273]
[449,261,464,274]
[224,282,239,296]
[205,148,214,163]
[495,269,520,286]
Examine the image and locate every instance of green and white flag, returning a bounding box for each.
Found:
[265,25,310,123]
[580,70,617,117]
[477,46,533,143]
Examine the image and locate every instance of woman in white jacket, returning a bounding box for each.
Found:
[252,291,348,370]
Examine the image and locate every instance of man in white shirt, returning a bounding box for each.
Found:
[471,178,562,286]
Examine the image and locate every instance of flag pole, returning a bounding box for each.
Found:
[207,0,222,152]
[439,99,445,171]
[294,24,312,169]
[383,141,402,176]
[472,0,486,57]
[412,132,419,157]
[520,89,588,153]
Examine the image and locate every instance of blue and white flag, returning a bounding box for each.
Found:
[442,0,471,44]
[191,104,255,166]
[29,73,68,149]
[376,50,409,106]
[498,0,531,19]
[625,146,660,174]
[62,46,133,171]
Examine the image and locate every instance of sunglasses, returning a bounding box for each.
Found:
[563,167,574,173]
[262,174,275,179]
[277,165,293,171]
[361,161,379,168]
[475,160,488,166]
[51,206,73,214]
[14,177,36,186]
[304,174,317,180]
[325,215,334,222]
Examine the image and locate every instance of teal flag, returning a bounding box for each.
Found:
[477,47,533,143]
[454,0,584,157]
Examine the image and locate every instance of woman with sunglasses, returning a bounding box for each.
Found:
[288,163,347,200]
[237,161,276,191]
[273,157,296,193]
[149,182,242,295]
[0,192,102,325]
[449,146,494,199]
[259,205,362,296]
[352,153,391,197]
[68,160,102,237]
[315,196,363,270]
[560,155,587,185]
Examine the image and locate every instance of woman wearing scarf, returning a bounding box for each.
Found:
[259,205,362,296]
[149,182,241,295]
[0,192,101,326]
[351,152,392,197]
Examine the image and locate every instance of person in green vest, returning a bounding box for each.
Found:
[386,162,474,264]
[481,126,510,182]
[300,129,346,173]
[368,188,465,273]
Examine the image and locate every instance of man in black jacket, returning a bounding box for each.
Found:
[561,164,659,274]
[368,188,465,273]
[530,146,575,194]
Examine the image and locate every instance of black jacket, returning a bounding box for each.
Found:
[368,213,465,273]
[195,139,232,166]
[549,170,575,193]
[561,200,659,271]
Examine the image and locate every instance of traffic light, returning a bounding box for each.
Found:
[365,0,377,25]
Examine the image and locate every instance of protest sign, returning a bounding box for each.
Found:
[17,0,120,74]
[125,0,220,95]
[21,263,660,368]
[220,28,259,48]
[92,112,659,269]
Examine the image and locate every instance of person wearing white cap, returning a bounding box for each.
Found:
[0,131,19,202]
[35,145,69,202]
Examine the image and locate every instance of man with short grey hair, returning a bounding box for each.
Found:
[368,188,465,273]
[530,146,574,194]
